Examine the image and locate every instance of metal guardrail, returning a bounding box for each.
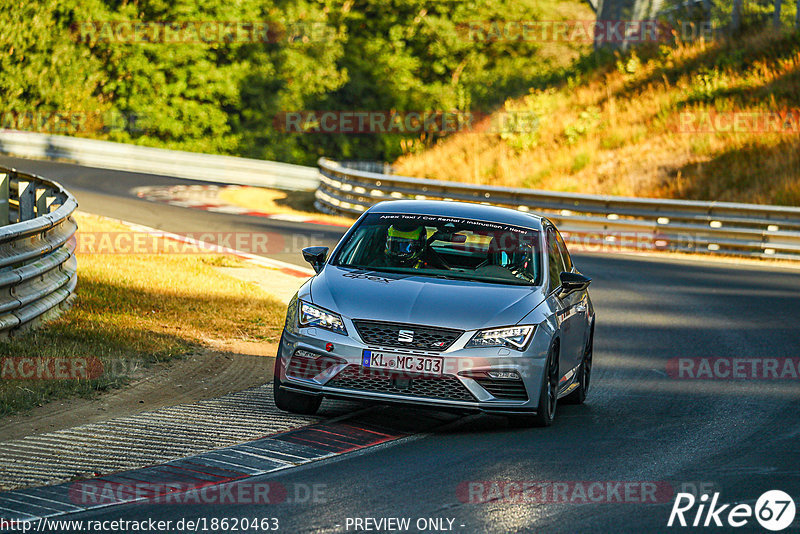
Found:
[0,166,78,337]
[316,158,800,261]
[0,130,319,191]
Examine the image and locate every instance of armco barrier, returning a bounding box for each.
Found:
[316,158,800,261]
[0,130,319,191]
[0,166,78,337]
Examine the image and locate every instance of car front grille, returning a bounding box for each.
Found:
[326,365,476,402]
[473,377,529,401]
[353,320,463,351]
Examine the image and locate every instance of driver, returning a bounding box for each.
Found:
[487,233,535,281]
[384,224,429,268]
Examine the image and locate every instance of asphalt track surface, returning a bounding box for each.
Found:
[2,155,800,533]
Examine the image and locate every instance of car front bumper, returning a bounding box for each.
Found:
[276,323,552,414]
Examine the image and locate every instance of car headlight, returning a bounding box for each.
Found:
[299,301,347,335]
[466,326,534,350]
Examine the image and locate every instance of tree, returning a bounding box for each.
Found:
[796,0,800,27]
[0,0,577,164]
[731,0,743,32]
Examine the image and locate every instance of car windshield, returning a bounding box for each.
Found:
[332,213,542,286]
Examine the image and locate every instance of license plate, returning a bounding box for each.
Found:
[361,350,443,376]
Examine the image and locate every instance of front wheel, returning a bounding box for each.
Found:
[273,357,322,415]
[510,342,559,428]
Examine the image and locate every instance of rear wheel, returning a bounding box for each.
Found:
[510,342,559,428]
[273,352,322,415]
[563,324,593,405]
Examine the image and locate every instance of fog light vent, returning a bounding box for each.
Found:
[487,371,521,380]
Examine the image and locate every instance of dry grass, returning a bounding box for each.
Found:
[218,187,354,225]
[0,213,287,416]
[394,29,800,206]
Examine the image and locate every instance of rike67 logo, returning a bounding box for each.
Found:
[668,490,796,531]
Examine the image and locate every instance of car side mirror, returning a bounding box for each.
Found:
[302,246,329,273]
[558,271,591,298]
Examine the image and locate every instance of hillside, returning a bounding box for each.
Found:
[394,29,800,206]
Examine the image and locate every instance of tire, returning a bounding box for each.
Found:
[510,342,559,428]
[563,324,593,405]
[273,352,322,415]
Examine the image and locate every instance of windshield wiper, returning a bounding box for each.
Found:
[429,274,460,280]
[339,265,412,276]
[426,272,529,285]
[339,265,534,286]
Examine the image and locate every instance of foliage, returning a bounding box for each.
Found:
[0,0,572,164]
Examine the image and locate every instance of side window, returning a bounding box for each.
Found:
[546,227,565,293]
[554,229,573,272]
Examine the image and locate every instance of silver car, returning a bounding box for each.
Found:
[274,200,595,426]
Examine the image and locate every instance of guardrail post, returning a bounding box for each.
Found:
[0,172,8,226]
[17,180,35,221]
[35,187,50,216]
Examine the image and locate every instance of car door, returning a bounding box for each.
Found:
[554,227,590,359]
[545,226,583,378]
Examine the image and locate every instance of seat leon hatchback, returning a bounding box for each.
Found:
[273,200,595,427]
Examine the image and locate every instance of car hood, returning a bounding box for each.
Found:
[310,266,545,331]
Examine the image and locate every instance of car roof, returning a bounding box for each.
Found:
[368,200,545,230]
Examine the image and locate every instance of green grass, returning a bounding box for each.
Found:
[0,213,287,417]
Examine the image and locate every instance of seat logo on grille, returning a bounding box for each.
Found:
[398,330,414,343]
